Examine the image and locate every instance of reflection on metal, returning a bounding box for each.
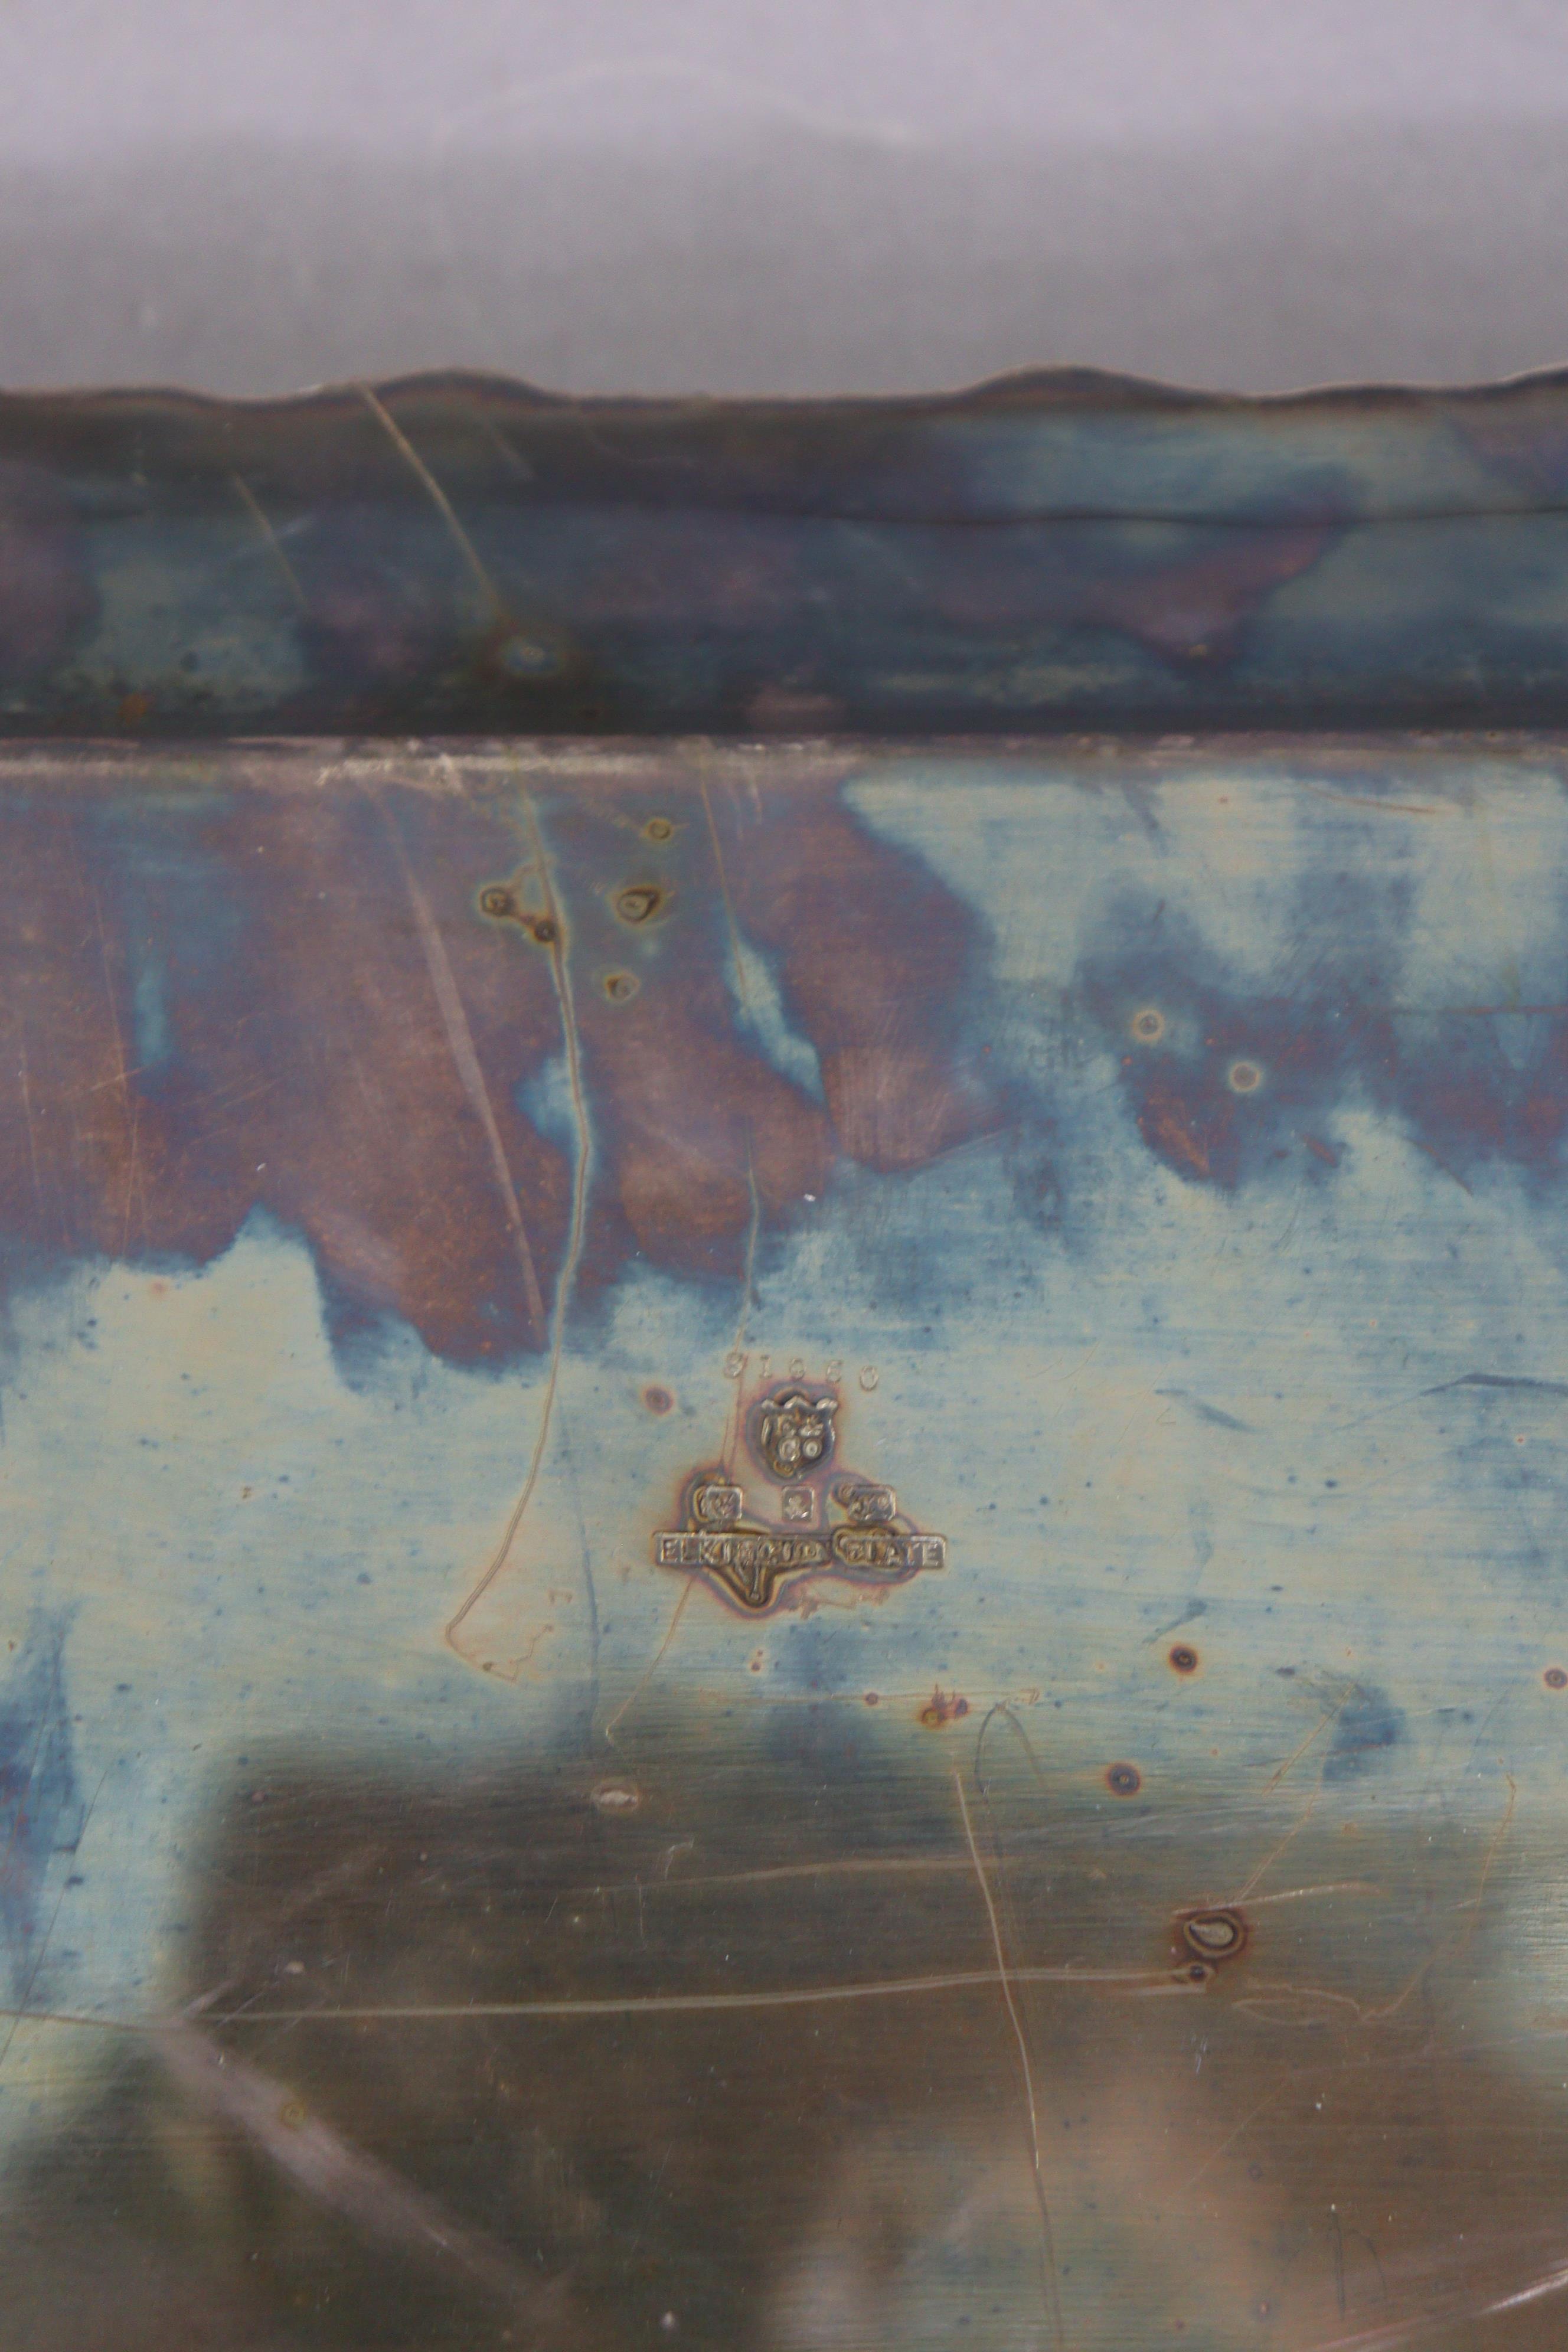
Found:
[9,366,1568,2344]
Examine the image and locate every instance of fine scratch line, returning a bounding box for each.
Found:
[955,1769,1067,2352]
[373,790,546,1339]
[446,788,593,1666]
[77,841,144,1259]
[698,772,750,1021]
[357,383,505,617]
[1304,2243,1568,2350]
[229,473,307,609]
[209,1963,1164,2027]
[0,1763,109,2082]
[603,1574,694,1749]
[2,1961,1170,2040]
[723,1137,762,1476]
[698,770,762,1473]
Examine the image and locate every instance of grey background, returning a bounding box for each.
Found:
[2,0,1566,399]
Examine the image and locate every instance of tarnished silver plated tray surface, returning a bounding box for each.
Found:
[4,374,1568,2351]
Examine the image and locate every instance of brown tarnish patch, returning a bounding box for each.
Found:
[918,517,1335,667]
[1138,1076,1219,1179]
[918,1687,971,1729]
[706,770,993,1172]
[548,762,993,1286]
[163,786,572,1362]
[0,757,994,1369]
[550,782,833,1278]
[0,803,201,1268]
[1088,526,1335,665]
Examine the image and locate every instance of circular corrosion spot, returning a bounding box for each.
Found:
[280,2099,308,2128]
[1547,1666,1568,1690]
[1168,1643,1200,1675]
[529,916,558,946]
[1180,1907,1247,1961]
[1177,1959,1214,1985]
[864,1691,880,1707]
[919,1687,970,1729]
[1131,1007,1166,1044]
[615,883,666,925]
[644,816,674,842]
[1105,1762,1142,1797]
[1227,1059,1263,1095]
[603,971,639,1002]
[478,884,517,920]
[642,1384,674,1415]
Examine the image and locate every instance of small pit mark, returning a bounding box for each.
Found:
[642,1384,674,1416]
[615,883,667,926]
[859,1365,880,1392]
[1227,1060,1263,1095]
[603,971,639,1002]
[1178,1907,1247,1962]
[1105,1762,1142,1796]
[643,816,674,842]
[1546,1666,1568,1690]
[480,883,556,942]
[494,633,560,679]
[589,1781,641,1814]
[1131,1007,1166,1044]
[1168,1643,1200,1675]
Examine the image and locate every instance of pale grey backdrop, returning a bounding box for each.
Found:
[2,0,1565,397]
